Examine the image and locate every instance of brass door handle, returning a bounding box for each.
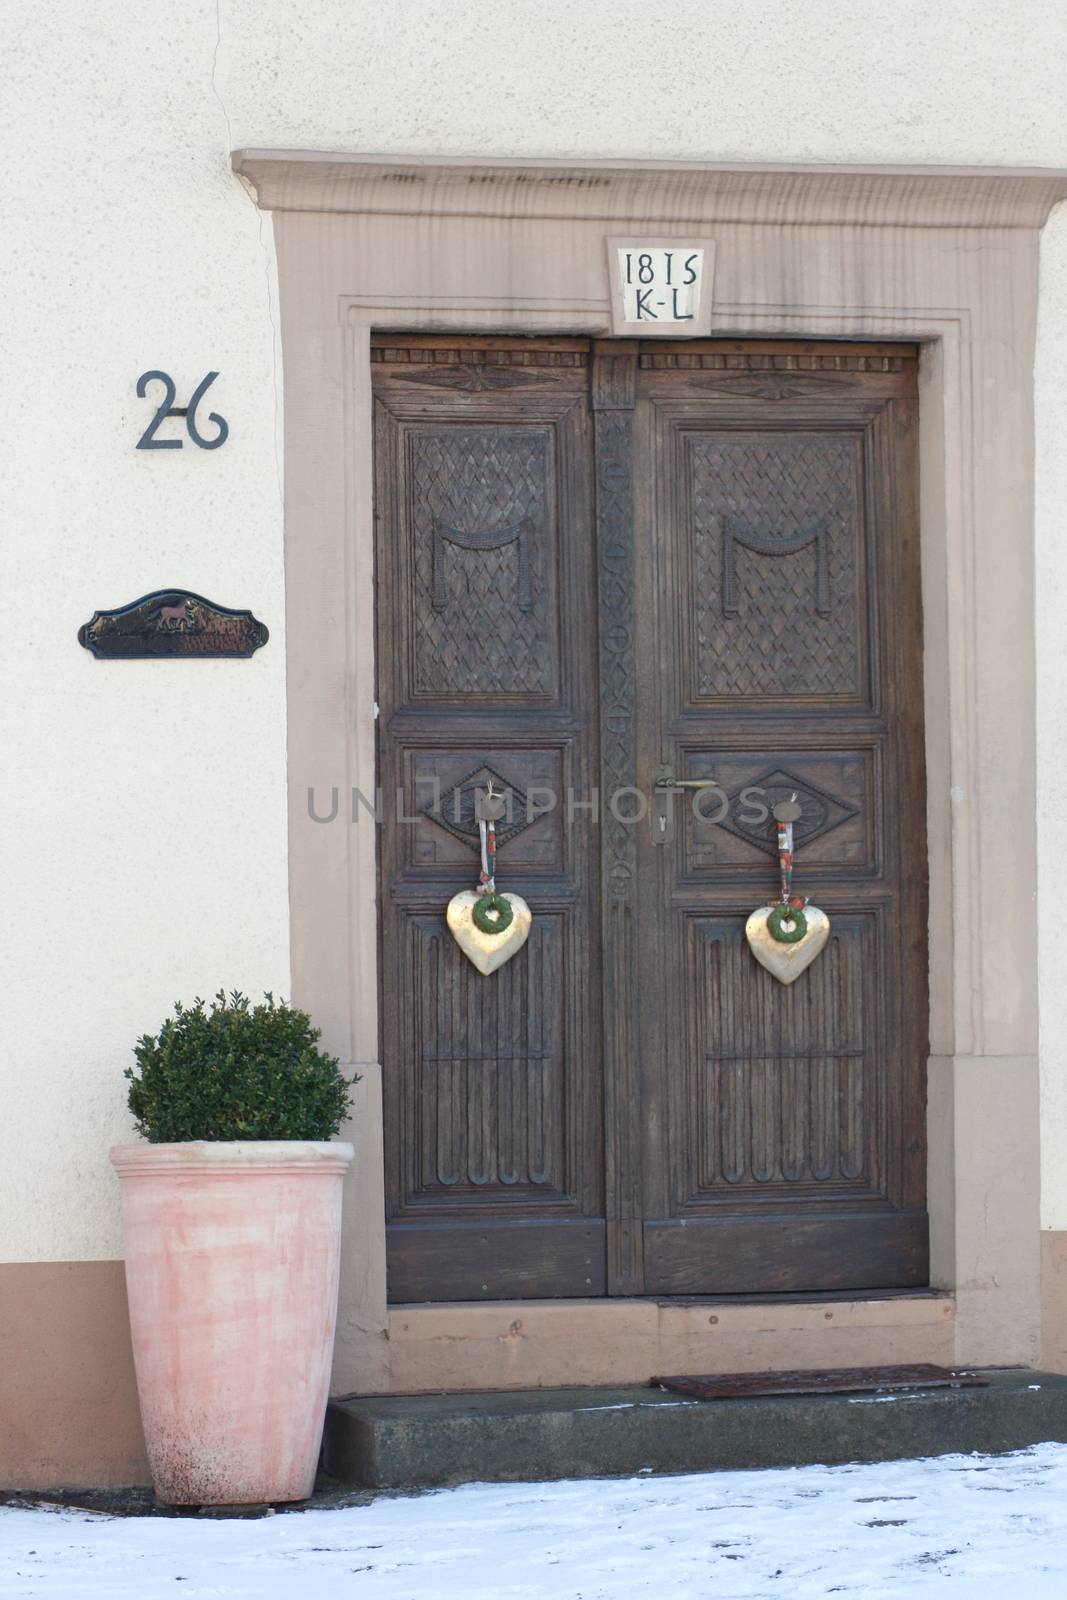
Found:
[650,769,722,844]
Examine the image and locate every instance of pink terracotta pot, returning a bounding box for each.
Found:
[111,1140,353,1506]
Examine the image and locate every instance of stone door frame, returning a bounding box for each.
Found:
[236,152,1067,1390]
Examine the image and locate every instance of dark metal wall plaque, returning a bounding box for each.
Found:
[78,590,268,659]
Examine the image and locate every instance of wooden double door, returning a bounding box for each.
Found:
[373,334,928,1303]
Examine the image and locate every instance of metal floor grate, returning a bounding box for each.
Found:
[651,1364,988,1401]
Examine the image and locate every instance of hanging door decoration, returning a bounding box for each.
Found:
[745,796,830,984]
[446,782,532,975]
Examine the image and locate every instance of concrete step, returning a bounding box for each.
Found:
[323,1368,1067,1489]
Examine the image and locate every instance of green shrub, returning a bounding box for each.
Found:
[126,990,354,1142]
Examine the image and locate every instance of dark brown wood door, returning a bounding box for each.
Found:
[373,337,605,1301]
[373,335,928,1303]
[632,342,928,1293]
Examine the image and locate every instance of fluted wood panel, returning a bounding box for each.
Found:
[690,916,875,1199]
[404,914,564,1196]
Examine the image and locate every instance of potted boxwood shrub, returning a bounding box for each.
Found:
[111,990,354,1507]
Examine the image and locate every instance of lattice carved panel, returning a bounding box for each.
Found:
[407,426,557,697]
[686,431,866,701]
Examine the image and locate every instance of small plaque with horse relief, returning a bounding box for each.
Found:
[78,590,269,659]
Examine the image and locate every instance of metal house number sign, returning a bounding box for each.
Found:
[608,237,716,336]
[135,370,229,450]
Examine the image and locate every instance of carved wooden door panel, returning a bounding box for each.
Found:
[373,337,605,1301]
[633,343,929,1293]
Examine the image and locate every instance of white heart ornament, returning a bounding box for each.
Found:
[745,904,830,985]
[447,890,532,975]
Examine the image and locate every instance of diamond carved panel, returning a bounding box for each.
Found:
[717,765,860,858]
[424,763,539,854]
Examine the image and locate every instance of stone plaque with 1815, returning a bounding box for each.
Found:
[607,237,716,336]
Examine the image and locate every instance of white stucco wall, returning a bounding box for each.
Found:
[3,0,1067,1260]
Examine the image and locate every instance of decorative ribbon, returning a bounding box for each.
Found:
[772,792,806,907]
[777,816,794,903]
[477,780,500,893]
[478,816,497,893]
[765,793,810,944]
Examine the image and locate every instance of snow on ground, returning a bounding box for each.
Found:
[4,1444,1067,1599]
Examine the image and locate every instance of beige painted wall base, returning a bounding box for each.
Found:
[1041,1230,1067,1373]
[0,1262,148,1490]
[13,1238,1067,1485]
[1,1260,962,1487]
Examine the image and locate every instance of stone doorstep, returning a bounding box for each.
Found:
[322,1368,1067,1490]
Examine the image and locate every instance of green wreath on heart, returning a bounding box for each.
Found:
[472,892,514,936]
[768,902,808,944]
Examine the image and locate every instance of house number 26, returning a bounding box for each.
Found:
[135,370,229,450]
